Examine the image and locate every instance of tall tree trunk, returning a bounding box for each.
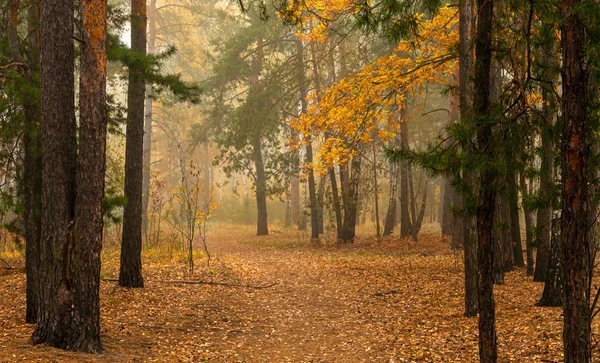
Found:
[9,0,43,324]
[535,33,558,283]
[561,0,591,360]
[69,0,108,349]
[459,0,478,319]
[253,136,269,236]
[373,142,381,237]
[474,0,497,360]
[399,112,411,238]
[142,0,156,235]
[32,0,101,350]
[297,39,318,239]
[519,172,535,276]
[120,0,146,288]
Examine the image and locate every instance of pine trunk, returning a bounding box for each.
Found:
[459,0,478,318]
[253,137,269,236]
[119,0,146,288]
[561,0,591,360]
[474,0,497,360]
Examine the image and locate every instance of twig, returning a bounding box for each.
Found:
[0,257,14,269]
[102,278,278,289]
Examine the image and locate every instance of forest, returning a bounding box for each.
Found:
[0,0,599,361]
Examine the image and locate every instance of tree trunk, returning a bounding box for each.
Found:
[519,172,535,276]
[10,0,43,324]
[329,167,343,240]
[32,0,106,351]
[507,171,524,267]
[373,142,381,238]
[537,215,563,307]
[142,0,156,236]
[474,0,497,360]
[561,0,591,360]
[459,0,478,319]
[297,39,318,239]
[253,136,269,236]
[69,0,108,349]
[383,161,399,236]
[341,155,361,242]
[119,0,146,288]
[399,112,411,238]
[317,176,326,234]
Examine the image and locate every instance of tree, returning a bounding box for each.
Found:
[473,0,497,360]
[32,0,107,351]
[560,0,592,360]
[120,0,147,288]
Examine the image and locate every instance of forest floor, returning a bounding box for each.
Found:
[0,224,599,362]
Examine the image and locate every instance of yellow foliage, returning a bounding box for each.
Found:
[288,6,458,173]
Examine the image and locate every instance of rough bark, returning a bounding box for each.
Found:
[459,0,478,318]
[561,0,591,360]
[32,0,84,349]
[474,0,497,360]
[69,0,108,349]
[120,0,147,288]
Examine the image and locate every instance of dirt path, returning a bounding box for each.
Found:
[0,227,584,362]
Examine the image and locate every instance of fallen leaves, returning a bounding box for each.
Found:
[0,225,597,361]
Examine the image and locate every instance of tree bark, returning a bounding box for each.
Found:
[507,171,524,267]
[474,0,497,360]
[69,0,108,349]
[141,0,156,235]
[9,0,43,324]
[340,155,361,242]
[383,161,399,236]
[459,0,478,318]
[561,0,591,360]
[519,172,535,276]
[120,0,147,288]
[399,109,411,238]
[253,136,269,236]
[32,0,95,350]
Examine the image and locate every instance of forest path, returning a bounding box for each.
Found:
[0,226,572,362]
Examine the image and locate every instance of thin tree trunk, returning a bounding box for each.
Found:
[119,0,146,288]
[329,167,343,240]
[519,172,535,276]
[142,0,156,236]
[297,39,318,239]
[459,0,478,319]
[373,142,381,238]
[507,171,524,267]
[408,164,418,242]
[383,161,399,236]
[253,137,268,236]
[400,112,411,238]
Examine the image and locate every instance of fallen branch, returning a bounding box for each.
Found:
[372,290,400,297]
[0,258,14,270]
[102,278,278,289]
